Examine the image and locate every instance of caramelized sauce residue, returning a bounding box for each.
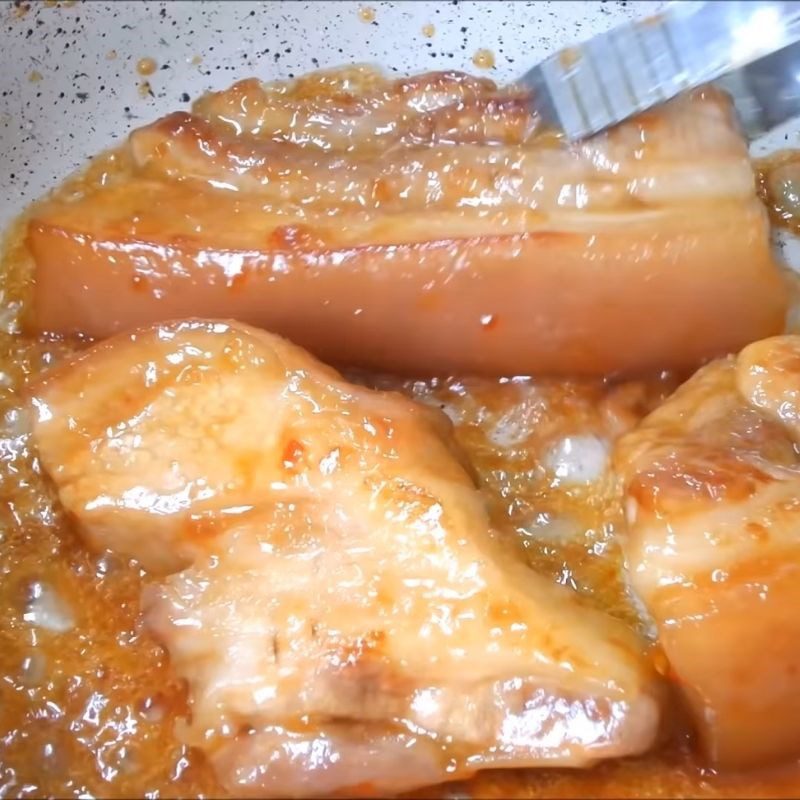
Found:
[1,79,800,798]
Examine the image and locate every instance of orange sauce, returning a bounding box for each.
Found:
[1,103,800,800]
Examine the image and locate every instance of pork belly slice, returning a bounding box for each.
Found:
[128,102,754,212]
[27,73,786,377]
[615,335,800,769]
[30,319,662,797]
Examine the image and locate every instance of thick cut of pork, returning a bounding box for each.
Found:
[27,69,785,377]
[31,319,662,797]
[616,335,800,769]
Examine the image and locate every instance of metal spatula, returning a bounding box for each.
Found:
[521,0,800,140]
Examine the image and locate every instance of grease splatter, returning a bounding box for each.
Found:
[136,57,158,77]
[472,48,496,70]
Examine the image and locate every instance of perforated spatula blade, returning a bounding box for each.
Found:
[520,1,800,140]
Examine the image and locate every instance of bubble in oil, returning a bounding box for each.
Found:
[23,581,75,633]
[19,652,47,687]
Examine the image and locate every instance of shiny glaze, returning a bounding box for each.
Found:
[2,64,800,798]
[2,278,800,795]
[30,319,662,797]
[4,312,800,797]
[129,93,754,215]
[190,67,537,151]
[27,69,787,376]
[615,336,800,769]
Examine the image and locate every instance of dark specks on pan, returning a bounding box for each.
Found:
[0,0,665,226]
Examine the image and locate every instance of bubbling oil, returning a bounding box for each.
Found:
[1,107,799,800]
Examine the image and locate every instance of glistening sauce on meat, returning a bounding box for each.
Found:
[1,67,800,798]
[26,66,786,377]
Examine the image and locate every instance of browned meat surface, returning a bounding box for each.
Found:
[616,335,800,770]
[27,69,786,376]
[30,319,662,798]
